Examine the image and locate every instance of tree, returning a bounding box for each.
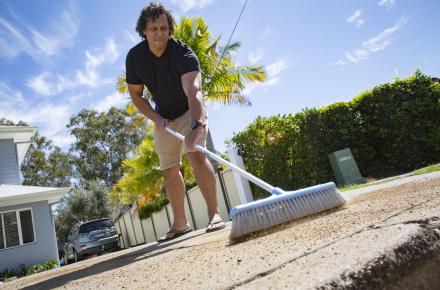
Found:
[109,124,195,206]
[0,118,28,126]
[55,180,119,242]
[21,134,74,187]
[112,16,267,206]
[67,107,147,186]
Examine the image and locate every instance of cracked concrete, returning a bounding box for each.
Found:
[2,171,440,290]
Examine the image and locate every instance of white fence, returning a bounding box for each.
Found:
[115,169,246,248]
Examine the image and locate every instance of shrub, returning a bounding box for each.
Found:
[229,70,440,194]
[137,194,169,219]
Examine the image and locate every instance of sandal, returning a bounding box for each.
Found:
[158,227,193,242]
[206,214,226,233]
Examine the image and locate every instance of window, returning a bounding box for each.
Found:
[0,209,35,250]
[20,210,35,244]
[4,212,20,247]
[79,219,113,233]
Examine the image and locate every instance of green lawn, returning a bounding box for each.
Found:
[414,164,440,175]
[338,164,440,192]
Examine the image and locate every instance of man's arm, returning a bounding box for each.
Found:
[127,84,167,131]
[182,71,206,122]
[181,71,206,148]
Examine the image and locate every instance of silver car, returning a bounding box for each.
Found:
[63,218,119,263]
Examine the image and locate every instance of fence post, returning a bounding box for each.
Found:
[139,214,147,244]
[117,219,126,249]
[129,210,138,246]
[185,190,197,229]
[121,214,131,247]
[164,205,172,227]
[150,214,158,241]
[228,146,254,204]
[216,167,231,218]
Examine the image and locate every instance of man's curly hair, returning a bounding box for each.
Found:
[136,2,176,39]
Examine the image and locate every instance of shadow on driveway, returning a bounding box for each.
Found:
[22,232,205,290]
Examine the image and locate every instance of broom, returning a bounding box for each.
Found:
[165,127,346,239]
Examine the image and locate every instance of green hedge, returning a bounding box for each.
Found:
[138,194,169,219]
[230,71,440,198]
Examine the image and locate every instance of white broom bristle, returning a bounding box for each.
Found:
[230,185,346,240]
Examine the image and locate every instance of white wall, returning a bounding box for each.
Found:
[115,169,249,247]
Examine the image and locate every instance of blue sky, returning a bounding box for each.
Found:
[1,0,439,153]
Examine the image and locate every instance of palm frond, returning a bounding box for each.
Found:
[117,74,128,94]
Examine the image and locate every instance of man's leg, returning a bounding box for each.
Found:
[186,151,219,219]
[162,164,189,230]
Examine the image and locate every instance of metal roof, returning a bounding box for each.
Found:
[0,184,70,207]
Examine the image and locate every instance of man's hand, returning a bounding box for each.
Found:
[153,116,168,132]
[185,126,204,150]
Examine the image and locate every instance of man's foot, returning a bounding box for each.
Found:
[158,226,193,243]
[206,213,226,233]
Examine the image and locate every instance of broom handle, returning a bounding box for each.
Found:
[165,127,275,194]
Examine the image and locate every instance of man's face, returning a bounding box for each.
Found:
[144,14,170,50]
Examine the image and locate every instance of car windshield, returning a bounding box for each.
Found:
[79,219,113,233]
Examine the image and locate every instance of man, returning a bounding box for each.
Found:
[126,2,225,242]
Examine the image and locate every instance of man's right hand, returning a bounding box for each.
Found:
[153,116,168,132]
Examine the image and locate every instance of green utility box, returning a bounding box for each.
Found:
[328,148,364,186]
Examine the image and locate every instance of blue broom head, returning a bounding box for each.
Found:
[230,182,343,217]
[229,182,346,239]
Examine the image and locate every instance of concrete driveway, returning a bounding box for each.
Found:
[3,171,440,290]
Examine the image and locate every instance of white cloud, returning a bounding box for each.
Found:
[243,59,289,96]
[333,16,407,66]
[75,38,119,87]
[85,38,119,68]
[0,86,73,147]
[125,30,140,44]
[330,60,347,66]
[92,91,130,112]
[26,73,54,96]
[247,47,265,65]
[378,0,395,10]
[27,38,120,96]
[0,82,25,105]
[0,18,32,59]
[171,0,215,12]
[346,9,364,27]
[0,5,79,60]
[266,59,289,77]
[345,49,369,63]
[362,18,407,52]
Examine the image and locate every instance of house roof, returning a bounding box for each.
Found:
[0,184,70,207]
[0,126,37,166]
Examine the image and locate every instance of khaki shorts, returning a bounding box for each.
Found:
[153,110,208,171]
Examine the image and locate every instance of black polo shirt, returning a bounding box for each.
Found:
[125,38,201,120]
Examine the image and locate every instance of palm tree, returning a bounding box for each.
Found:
[112,16,266,207]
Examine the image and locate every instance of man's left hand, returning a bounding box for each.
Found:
[185,126,204,150]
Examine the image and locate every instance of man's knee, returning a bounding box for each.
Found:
[162,164,181,180]
[187,152,207,165]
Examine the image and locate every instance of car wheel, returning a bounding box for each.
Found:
[63,254,69,265]
[73,249,79,263]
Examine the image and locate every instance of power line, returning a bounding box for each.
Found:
[219,0,248,60]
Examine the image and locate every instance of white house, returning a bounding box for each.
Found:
[0,126,70,272]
